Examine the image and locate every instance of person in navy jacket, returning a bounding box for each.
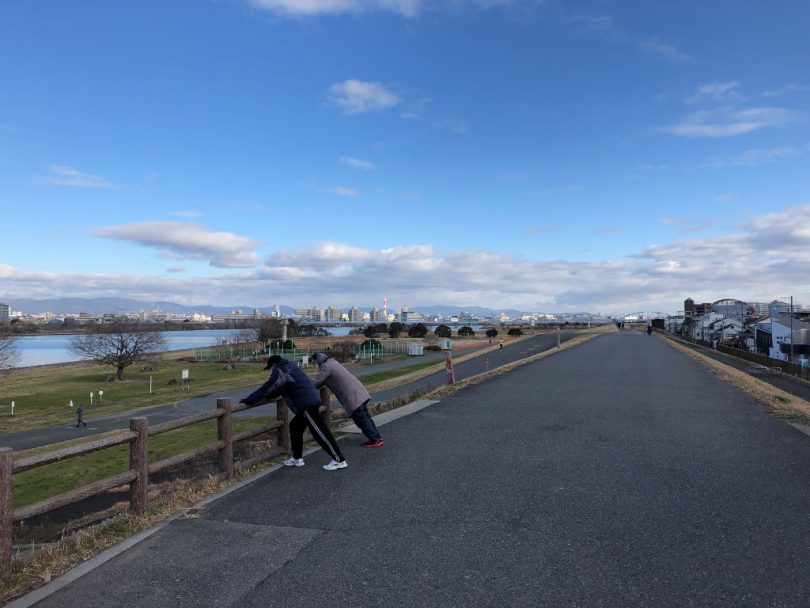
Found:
[240,355,347,471]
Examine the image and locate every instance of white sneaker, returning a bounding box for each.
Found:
[283,457,305,467]
[322,459,348,471]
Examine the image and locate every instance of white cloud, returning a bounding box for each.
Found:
[715,193,738,203]
[340,156,375,170]
[247,0,543,17]
[433,117,469,134]
[498,171,530,180]
[535,185,583,196]
[42,165,114,189]
[762,83,810,98]
[686,81,743,105]
[708,143,810,167]
[661,107,799,138]
[248,0,422,17]
[327,186,360,197]
[166,266,187,273]
[6,205,810,313]
[169,210,202,218]
[638,38,690,63]
[659,217,678,225]
[570,14,617,34]
[327,80,400,115]
[94,221,261,268]
[521,226,559,237]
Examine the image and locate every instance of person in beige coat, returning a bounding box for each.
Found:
[313,352,383,447]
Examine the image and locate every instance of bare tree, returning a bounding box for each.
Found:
[239,319,283,349]
[0,327,20,369]
[70,322,167,380]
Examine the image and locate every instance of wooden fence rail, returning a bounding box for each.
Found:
[0,389,332,582]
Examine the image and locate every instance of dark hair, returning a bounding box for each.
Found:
[263,355,284,370]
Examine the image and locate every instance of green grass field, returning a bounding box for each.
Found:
[360,359,442,385]
[0,352,271,434]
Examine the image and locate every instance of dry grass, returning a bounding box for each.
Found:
[658,334,810,423]
[0,455,296,604]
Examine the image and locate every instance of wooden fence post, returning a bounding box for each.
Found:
[276,398,290,451]
[1,447,12,582]
[129,417,149,514]
[217,399,233,479]
[319,388,331,430]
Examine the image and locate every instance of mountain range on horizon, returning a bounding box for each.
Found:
[2,297,602,319]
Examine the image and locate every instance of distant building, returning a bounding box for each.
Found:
[347,306,364,323]
[0,302,9,323]
[323,306,342,323]
[751,302,770,317]
[369,307,387,322]
[769,300,790,317]
[751,314,810,362]
[293,307,324,322]
[684,298,695,318]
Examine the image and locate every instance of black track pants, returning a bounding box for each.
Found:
[289,405,345,462]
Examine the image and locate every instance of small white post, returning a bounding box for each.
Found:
[99,390,103,401]
[10,401,14,416]
[149,376,153,395]
[90,392,94,405]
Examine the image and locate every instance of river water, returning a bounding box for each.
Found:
[12,327,354,367]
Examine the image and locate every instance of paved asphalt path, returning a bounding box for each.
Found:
[24,329,810,607]
[2,332,578,451]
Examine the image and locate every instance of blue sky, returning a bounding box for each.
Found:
[1,0,809,314]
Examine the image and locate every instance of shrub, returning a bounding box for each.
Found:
[434,325,452,338]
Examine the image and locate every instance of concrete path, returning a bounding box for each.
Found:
[2,332,579,451]
[15,329,810,607]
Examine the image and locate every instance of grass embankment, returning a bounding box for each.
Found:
[359,359,442,385]
[658,334,810,425]
[0,351,269,434]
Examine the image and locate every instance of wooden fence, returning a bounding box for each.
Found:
[0,390,332,582]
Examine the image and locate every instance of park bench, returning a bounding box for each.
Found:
[748,363,783,375]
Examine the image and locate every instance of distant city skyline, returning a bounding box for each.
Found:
[2,295,805,320]
[2,2,809,313]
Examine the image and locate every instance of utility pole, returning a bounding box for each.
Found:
[790,296,794,364]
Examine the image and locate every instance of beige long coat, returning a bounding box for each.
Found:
[313,358,371,416]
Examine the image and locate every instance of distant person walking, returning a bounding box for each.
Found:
[76,404,87,428]
[647,323,653,336]
[313,352,383,448]
[498,338,504,350]
[240,355,347,471]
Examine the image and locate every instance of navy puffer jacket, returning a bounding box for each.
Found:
[242,358,322,414]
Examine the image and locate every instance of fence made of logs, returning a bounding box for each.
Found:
[0,390,332,582]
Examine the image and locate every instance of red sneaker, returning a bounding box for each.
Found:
[361,439,384,448]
